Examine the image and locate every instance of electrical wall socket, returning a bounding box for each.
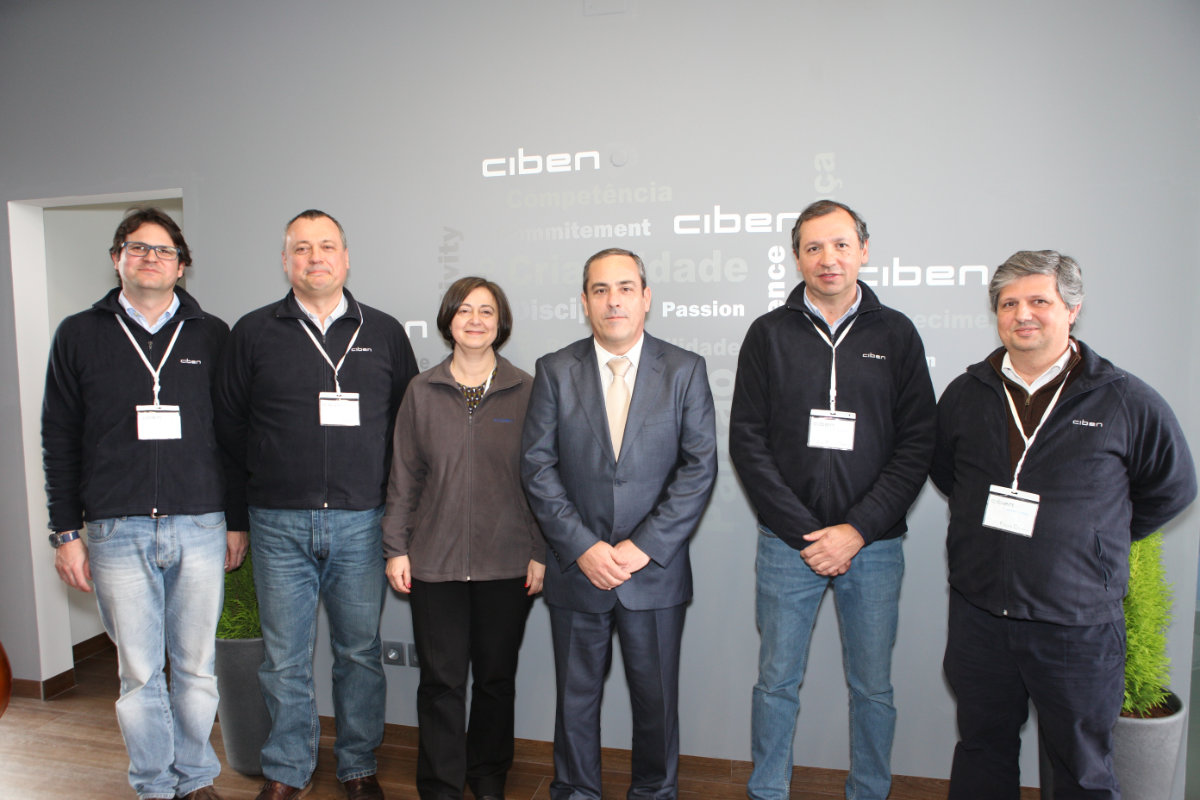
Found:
[382,641,406,666]
[407,643,420,669]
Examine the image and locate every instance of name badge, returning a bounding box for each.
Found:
[136,404,182,440]
[983,485,1040,537]
[808,409,856,451]
[319,392,361,427]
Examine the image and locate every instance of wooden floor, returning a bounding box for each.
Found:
[0,648,1038,799]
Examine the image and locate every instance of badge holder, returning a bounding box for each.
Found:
[117,315,187,442]
[319,391,361,427]
[983,372,1071,539]
[300,316,365,428]
[982,485,1039,537]
[806,315,859,452]
[136,404,182,440]
[808,409,856,451]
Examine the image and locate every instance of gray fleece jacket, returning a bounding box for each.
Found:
[382,354,544,581]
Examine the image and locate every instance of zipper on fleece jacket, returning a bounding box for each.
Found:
[462,378,517,581]
[466,400,474,582]
[320,324,330,510]
[151,440,161,518]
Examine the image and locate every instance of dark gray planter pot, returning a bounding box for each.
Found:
[1038,692,1186,800]
[214,637,270,776]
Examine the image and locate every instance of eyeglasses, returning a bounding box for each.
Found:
[122,241,181,261]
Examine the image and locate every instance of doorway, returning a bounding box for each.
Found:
[6,190,184,684]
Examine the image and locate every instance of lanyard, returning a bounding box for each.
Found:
[1003,373,1070,490]
[115,315,185,406]
[298,314,362,393]
[808,316,857,412]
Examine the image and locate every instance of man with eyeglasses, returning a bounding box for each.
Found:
[42,207,243,800]
[215,210,418,800]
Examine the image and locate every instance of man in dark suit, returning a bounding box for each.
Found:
[522,248,718,800]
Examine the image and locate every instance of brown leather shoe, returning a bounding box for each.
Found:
[181,788,224,800]
[342,774,385,799]
[254,780,312,800]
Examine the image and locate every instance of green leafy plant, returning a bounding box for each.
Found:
[1122,531,1172,717]
[217,550,262,640]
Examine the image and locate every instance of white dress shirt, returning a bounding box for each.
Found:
[1002,339,1076,394]
[594,334,645,398]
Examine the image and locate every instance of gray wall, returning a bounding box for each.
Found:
[2,0,1198,792]
[0,237,36,679]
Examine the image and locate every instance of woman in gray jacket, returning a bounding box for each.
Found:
[382,277,545,800]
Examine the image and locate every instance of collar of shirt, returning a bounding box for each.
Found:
[803,283,862,335]
[1002,339,1077,394]
[594,334,645,396]
[295,293,348,334]
[118,291,180,335]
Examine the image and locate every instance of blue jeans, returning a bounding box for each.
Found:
[749,527,903,800]
[249,506,387,787]
[87,512,226,800]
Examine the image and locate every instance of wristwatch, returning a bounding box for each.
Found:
[49,530,81,548]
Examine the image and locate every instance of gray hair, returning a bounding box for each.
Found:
[283,209,348,249]
[582,247,647,292]
[989,250,1084,321]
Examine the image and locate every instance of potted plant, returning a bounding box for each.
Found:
[214,550,271,776]
[1040,532,1186,800]
[1110,531,1186,800]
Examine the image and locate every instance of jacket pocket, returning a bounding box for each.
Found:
[1093,531,1110,591]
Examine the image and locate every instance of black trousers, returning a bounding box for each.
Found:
[410,577,534,800]
[944,590,1125,800]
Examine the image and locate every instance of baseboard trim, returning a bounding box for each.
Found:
[41,667,76,699]
[21,632,115,701]
[9,633,113,701]
[320,715,960,795]
[13,668,76,700]
[72,632,114,662]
